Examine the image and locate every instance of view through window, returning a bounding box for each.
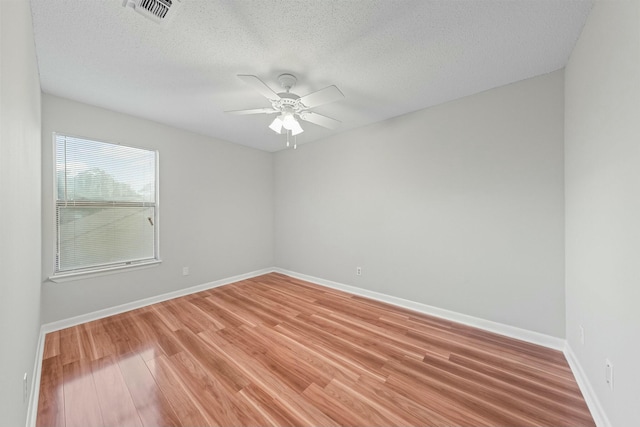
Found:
[54,134,158,274]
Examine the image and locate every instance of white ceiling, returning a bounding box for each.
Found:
[30,0,593,152]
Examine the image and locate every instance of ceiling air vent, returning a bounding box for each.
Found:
[123,0,182,26]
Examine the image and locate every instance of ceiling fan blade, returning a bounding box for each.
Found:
[237,75,281,100]
[225,108,278,115]
[299,85,344,108]
[299,112,342,129]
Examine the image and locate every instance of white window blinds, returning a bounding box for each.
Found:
[54,134,159,274]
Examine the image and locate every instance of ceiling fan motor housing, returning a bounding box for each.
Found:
[278,73,297,91]
[271,93,309,117]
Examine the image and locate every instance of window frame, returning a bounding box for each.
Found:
[49,132,161,282]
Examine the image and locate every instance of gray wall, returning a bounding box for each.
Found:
[275,71,565,337]
[41,95,274,323]
[565,0,640,425]
[0,0,43,425]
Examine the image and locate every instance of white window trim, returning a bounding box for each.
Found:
[48,259,162,283]
[49,132,161,282]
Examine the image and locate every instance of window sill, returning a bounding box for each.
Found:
[48,260,162,283]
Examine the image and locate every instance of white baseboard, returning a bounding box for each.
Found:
[274,268,566,351]
[564,344,611,427]
[25,327,46,427]
[41,267,274,334]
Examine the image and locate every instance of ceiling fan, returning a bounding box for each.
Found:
[225,73,344,137]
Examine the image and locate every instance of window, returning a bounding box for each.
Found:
[53,133,159,277]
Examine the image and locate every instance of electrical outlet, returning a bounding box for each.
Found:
[356,266,362,276]
[182,266,189,276]
[23,373,28,403]
[605,359,614,390]
[579,325,585,345]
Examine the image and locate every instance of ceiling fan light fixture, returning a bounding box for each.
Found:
[281,112,297,130]
[269,117,283,134]
[290,120,304,136]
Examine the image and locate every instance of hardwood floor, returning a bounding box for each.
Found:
[36,273,595,426]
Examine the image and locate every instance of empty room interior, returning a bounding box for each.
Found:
[1,0,639,426]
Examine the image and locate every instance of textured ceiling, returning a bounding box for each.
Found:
[30,0,593,152]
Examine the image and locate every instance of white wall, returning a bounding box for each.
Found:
[41,94,274,323]
[275,70,565,337]
[565,0,640,425]
[0,0,43,425]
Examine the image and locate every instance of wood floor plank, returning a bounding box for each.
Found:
[234,284,302,318]
[91,355,143,427]
[42,331,60,360]
[202,293,262,328]
[137,311,184,358]
[414,353,589,426]
[199,329,340,427]
[383,357,549,426]
[274,321,387,382]
[255,323,362,384]
[405,324,575,379]
[250,283,336,317]
[323,378,412,426]
[306,312,426,362]
[239,383,303,427]
[448,352,592,415]
[58,328,82,366]
[282,314,389,370]
[302,382,373,426]
[149,303,183,332]
[146,354,213,426]
[77,324,100,361]
[37,273,595,427]
[391,370,520,426]
[62,359,104,427]
[211,289,278,326]
[235,324,334,391]
[326,310,439,359]
[353,373,453,426]
[174,328,251,392]
[114,312,158,357]
[36,355,65,427]
[170,351,265,426]
[86,322,116,361]
[452,345,584,395]
[102,315,135,356]
[164,298,217,333]
[118,352,183,427]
